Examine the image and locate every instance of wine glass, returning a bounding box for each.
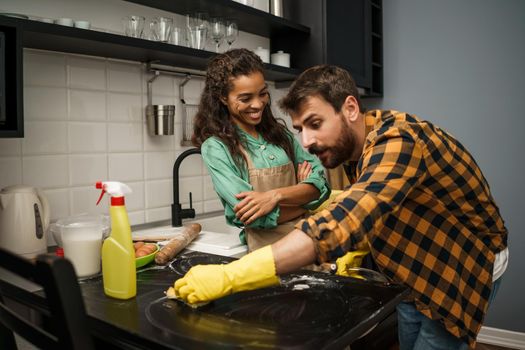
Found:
[209,18,225,53]
[225,20,239,50]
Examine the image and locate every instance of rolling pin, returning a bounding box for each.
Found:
[154,223,201,265]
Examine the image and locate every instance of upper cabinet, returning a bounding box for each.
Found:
[276,0,383,97]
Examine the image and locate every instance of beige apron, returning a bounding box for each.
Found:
[242,148,300,252]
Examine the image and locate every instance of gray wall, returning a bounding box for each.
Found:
[365,0,525,332]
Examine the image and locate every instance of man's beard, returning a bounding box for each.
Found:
[308,120,356,169]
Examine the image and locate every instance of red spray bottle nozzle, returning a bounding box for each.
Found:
[95,181,132,206]
[95,181,105,205]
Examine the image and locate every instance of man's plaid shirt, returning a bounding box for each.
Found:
[297,110,507,347]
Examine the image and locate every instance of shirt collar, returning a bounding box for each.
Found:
[235,125,263,143]
[364,110,380,138]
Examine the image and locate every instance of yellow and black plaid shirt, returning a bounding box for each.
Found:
[297,110,507,347]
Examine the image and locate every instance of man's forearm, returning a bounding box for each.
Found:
[272,229,317,274]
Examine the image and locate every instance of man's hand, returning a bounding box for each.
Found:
[173,246,280,305]
[336,250,370,278]
[234,190,280,225]
[297,161,312,182]
[174,264,233,304]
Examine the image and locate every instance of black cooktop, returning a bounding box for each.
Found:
[79,252,408,350]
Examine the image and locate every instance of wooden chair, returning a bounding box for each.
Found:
[0,247,94,349]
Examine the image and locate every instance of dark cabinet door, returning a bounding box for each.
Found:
[326,0,371,89]
[0,22,23,138]
[280,0,382,95]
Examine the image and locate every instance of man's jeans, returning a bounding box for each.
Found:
[397,277,502,350]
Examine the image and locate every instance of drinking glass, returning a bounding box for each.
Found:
[122,15,145,38]
[225,20,238,50]
[186,13,209,50]
[187,13,208,30]
[150,17,173,42]
[188,26,208,50]
[209,18,225,53]
[171,27,185,46]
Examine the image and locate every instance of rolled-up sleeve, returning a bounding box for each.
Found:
[202,138,279,229]
[291,134,331,210]
[296,129,427,263]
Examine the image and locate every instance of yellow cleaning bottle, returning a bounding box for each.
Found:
[95,181,136,299]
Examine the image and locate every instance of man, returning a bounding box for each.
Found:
[173,65,508,349]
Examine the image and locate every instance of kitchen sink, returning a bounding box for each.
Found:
[132,215,247,257]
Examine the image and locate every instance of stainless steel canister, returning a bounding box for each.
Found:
[270,0,283,17]
[146,105,175,135]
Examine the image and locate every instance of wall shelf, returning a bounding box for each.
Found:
[124,0,310,38]
[0,15,302,82]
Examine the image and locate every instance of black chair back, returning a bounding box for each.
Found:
[0,247,94,349]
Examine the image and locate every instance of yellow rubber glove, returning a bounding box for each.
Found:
[310,190,344,214]
[336,250,370,279]
[173,245,279,305]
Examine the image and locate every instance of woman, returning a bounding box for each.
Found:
[192,49,330,251]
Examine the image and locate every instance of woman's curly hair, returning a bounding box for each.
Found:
[192,48,294,170]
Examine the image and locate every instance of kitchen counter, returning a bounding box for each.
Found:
[78,251,408,349]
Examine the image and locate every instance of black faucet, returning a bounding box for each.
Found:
[172,148,201,227]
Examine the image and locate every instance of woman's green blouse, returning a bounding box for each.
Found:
[201,128,330,230]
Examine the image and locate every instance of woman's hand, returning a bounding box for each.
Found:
[297,161,312,182]
[234,190,281,225]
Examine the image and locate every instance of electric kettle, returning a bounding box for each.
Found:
[0,185,50,258]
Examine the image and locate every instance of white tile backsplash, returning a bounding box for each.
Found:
[146,75,175,97]
[108,153,144,182]
[1,49,283,231]
[71,186,108,216]
[204,199,223,213]
[24,51,66,87]
[107,122,143,152]
[145,152,175,180]
[125,182,145,212]
[69,154,108,186]
[43,188,70,221]
[179,177,203,204]
[22,155,68,188]
[69,89,107,121]
[180,79,203,105]
[68,56,107,90]
[24,86,68,121]
[68,122,107,153]
[145,179,173,208]
[22,121,67,155]
[108,92,143,122]
[176,151,202,177]
[145,206,171,223]
[0,158,22,189]
[128,211,146,226]
[108,61,142,93]
[143,128,174,151]
[0,139,22,156]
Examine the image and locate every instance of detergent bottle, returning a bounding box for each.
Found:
[95,181,136,299]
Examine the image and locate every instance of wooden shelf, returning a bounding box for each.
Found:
[124,0,310,38]
[0,15,302,82]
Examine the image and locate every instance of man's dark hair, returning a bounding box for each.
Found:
[279,65,362,114]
